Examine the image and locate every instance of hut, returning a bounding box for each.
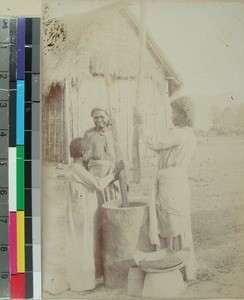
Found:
[42,2,182,165]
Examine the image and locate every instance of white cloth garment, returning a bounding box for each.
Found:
[65,158,114,291]
[88,159,118,202]
[143,126,196,280]
[85,127,118,202]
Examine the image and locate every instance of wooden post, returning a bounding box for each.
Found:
[105,75,129,207]
[164,79,170,131]
[133,1,146,183]
[64,80,72,166]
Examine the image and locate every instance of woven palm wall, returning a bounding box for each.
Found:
[42,4,180,164]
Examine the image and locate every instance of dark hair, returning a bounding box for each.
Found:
[170,96,195,127]
[69,137,90,158]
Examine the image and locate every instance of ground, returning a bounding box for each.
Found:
[42,135,244,299]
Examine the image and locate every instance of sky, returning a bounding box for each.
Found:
[45,0,244,129]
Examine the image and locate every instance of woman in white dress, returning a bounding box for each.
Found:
[136,96,196,281]
[66,137,123,292]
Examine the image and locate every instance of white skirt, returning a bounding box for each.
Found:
[148,167,196,280]
[65,191,100,291]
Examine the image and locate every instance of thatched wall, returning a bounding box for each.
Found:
[42,4,181,164]
[42,76,167,164]
[42,84,68,162]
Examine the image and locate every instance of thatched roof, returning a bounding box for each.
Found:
[43,2,182,95]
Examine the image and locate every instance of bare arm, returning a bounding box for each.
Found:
[144,129,181,150]
[134,108,181,151]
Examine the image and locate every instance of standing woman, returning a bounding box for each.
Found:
[66,137,124,292]
[84,107,118,202]
[136,96,196,281]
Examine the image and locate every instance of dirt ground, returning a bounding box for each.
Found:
[42,135,244,299]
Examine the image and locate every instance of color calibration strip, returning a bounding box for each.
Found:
[0,17,41,299]
[0,18,10,299]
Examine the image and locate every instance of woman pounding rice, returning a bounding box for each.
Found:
[135,96,197,281]
[66,137,124,292]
